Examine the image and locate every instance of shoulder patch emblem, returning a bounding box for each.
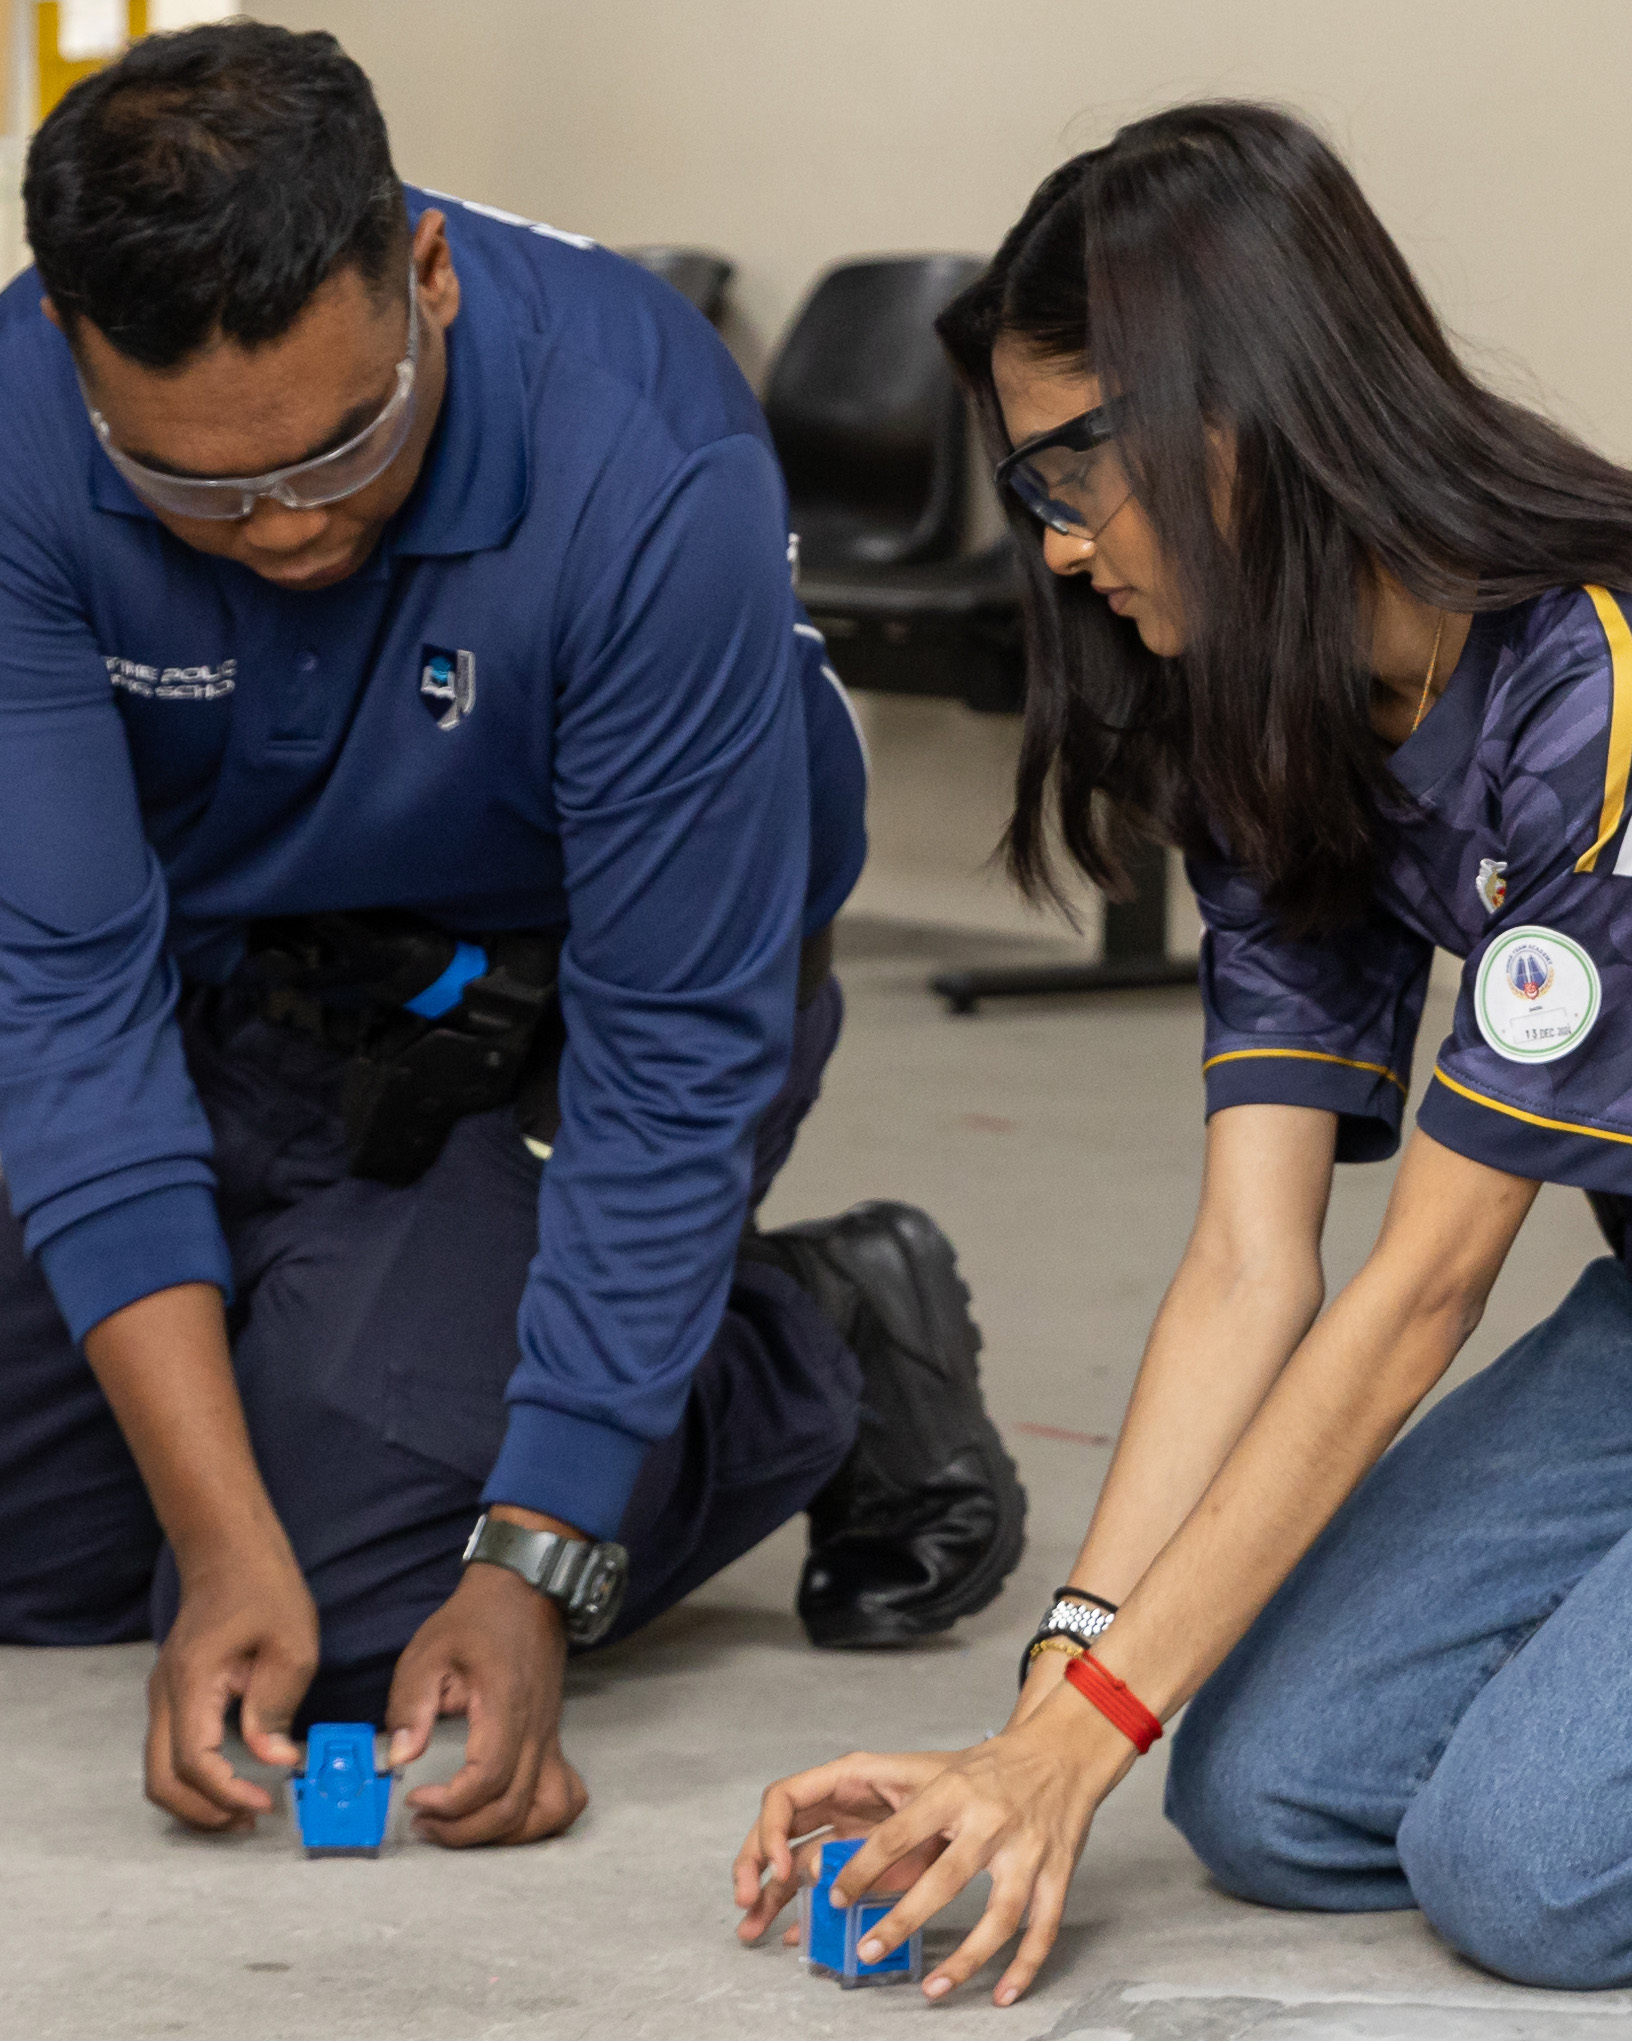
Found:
[1475,924,1601,1064]
[1475,858,1508,914]
[420,646,476,730]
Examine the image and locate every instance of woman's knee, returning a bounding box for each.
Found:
[1401,1766,1632,1990]
[1166,1664,1419,1913]
[1165,1690,1296,1902]
[1165,1683,1362,1910]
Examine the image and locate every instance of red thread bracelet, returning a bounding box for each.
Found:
[1064,1651,1163,1755]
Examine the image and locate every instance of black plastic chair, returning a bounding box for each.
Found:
[767,256,1027,716]
[766,255,980,571]
[765,256,1192,1011]
[622,245,734,325]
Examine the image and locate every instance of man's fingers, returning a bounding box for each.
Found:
[383,1648,451,1770]
[403,1670,523,1820]
[992,1867,1073,2008]
[507,1746,588,1845]
[406,1752,511,1823]
[238,1640,316,1769]
[406,1681,530,1826]
[148,1758,255,1833]
[144,1685,252,1832]
[418,1742,584,1852]
[413,1735,544,1848]
[169,1667,274,1815]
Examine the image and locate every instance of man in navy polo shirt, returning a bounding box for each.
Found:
[0,22,1024,1843]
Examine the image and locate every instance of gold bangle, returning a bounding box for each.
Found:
[1027,1635,1086,1669]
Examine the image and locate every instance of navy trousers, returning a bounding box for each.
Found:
[0,974,859,1722]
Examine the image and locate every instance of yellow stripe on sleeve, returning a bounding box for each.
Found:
[1432,1066,1632,1147]
[1574,584,1632,873]
[1201,1047,1409,1097]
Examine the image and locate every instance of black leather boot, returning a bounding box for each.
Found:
[743,1200,1026,1647]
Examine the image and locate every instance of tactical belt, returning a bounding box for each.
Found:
[247,911,834,1189]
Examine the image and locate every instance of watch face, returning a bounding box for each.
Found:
[569,1545,629,1646]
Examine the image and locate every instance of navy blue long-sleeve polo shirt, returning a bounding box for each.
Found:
[0,188,867,1538]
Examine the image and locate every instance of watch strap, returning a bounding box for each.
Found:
[461,1512,630,1646]
[1018,1594,1117,1689]
[463,1515,593,1600]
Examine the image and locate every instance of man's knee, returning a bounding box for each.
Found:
[1400,1755,1632,1989]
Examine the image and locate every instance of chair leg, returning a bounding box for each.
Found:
[929,843,1197,1014]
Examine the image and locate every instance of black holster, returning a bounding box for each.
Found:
[246,912,563,1187]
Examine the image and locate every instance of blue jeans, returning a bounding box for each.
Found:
[1167,1256,1632,1991]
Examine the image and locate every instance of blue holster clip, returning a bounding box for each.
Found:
[291,1722,394,1856]
[800,1837,923,1989]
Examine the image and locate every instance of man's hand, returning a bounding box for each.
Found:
[80,1283,320,1831]
[145,1538,319,1831]
[386,1557,587,1847]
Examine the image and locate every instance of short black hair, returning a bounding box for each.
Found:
[25,21,407,368]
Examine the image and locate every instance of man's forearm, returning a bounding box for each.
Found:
[81,1281,293,1576]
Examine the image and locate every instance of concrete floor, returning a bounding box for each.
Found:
[2,915,1623,2041]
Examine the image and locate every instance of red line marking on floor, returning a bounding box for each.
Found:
[1014,1422,1113,1447]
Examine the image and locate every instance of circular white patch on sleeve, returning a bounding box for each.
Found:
[1474,925,1602,1064]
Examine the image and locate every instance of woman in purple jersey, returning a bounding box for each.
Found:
[737,103,1632,2002]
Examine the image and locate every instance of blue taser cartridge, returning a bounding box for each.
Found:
[799,1837,922,1990]
[290,1723,393,1856]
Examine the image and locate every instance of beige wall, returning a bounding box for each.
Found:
[259,0,1632,454]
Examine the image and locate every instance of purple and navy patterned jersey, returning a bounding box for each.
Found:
[1193,584,1632,1189]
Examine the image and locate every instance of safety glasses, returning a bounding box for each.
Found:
[81,264,421,523]
[994,402,1130,539]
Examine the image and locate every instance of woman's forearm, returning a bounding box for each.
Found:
[1068,1103,1337,1601]
[1093,1132,1538,1719]
[1067,1236,1325,1604]
[1009,1105,1335,1724]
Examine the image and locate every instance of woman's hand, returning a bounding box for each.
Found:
[837,1693,1132,2005]
[733,1747,956,1946]
[736,1691,1136,2006]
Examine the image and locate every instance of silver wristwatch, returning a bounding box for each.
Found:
[462,1513,629,1646]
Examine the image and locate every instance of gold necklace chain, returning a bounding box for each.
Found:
[1410,610,1447,736]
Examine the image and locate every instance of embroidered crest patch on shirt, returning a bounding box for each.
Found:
[1475,925,1601,1064]
[1475,858,1508,914]
[420,645,476,730]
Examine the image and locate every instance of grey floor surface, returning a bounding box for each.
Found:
[2,916,1623,2041]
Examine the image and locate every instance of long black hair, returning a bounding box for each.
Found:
[938,101,1632,931]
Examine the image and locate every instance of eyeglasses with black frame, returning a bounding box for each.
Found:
[994,402,1131,541]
